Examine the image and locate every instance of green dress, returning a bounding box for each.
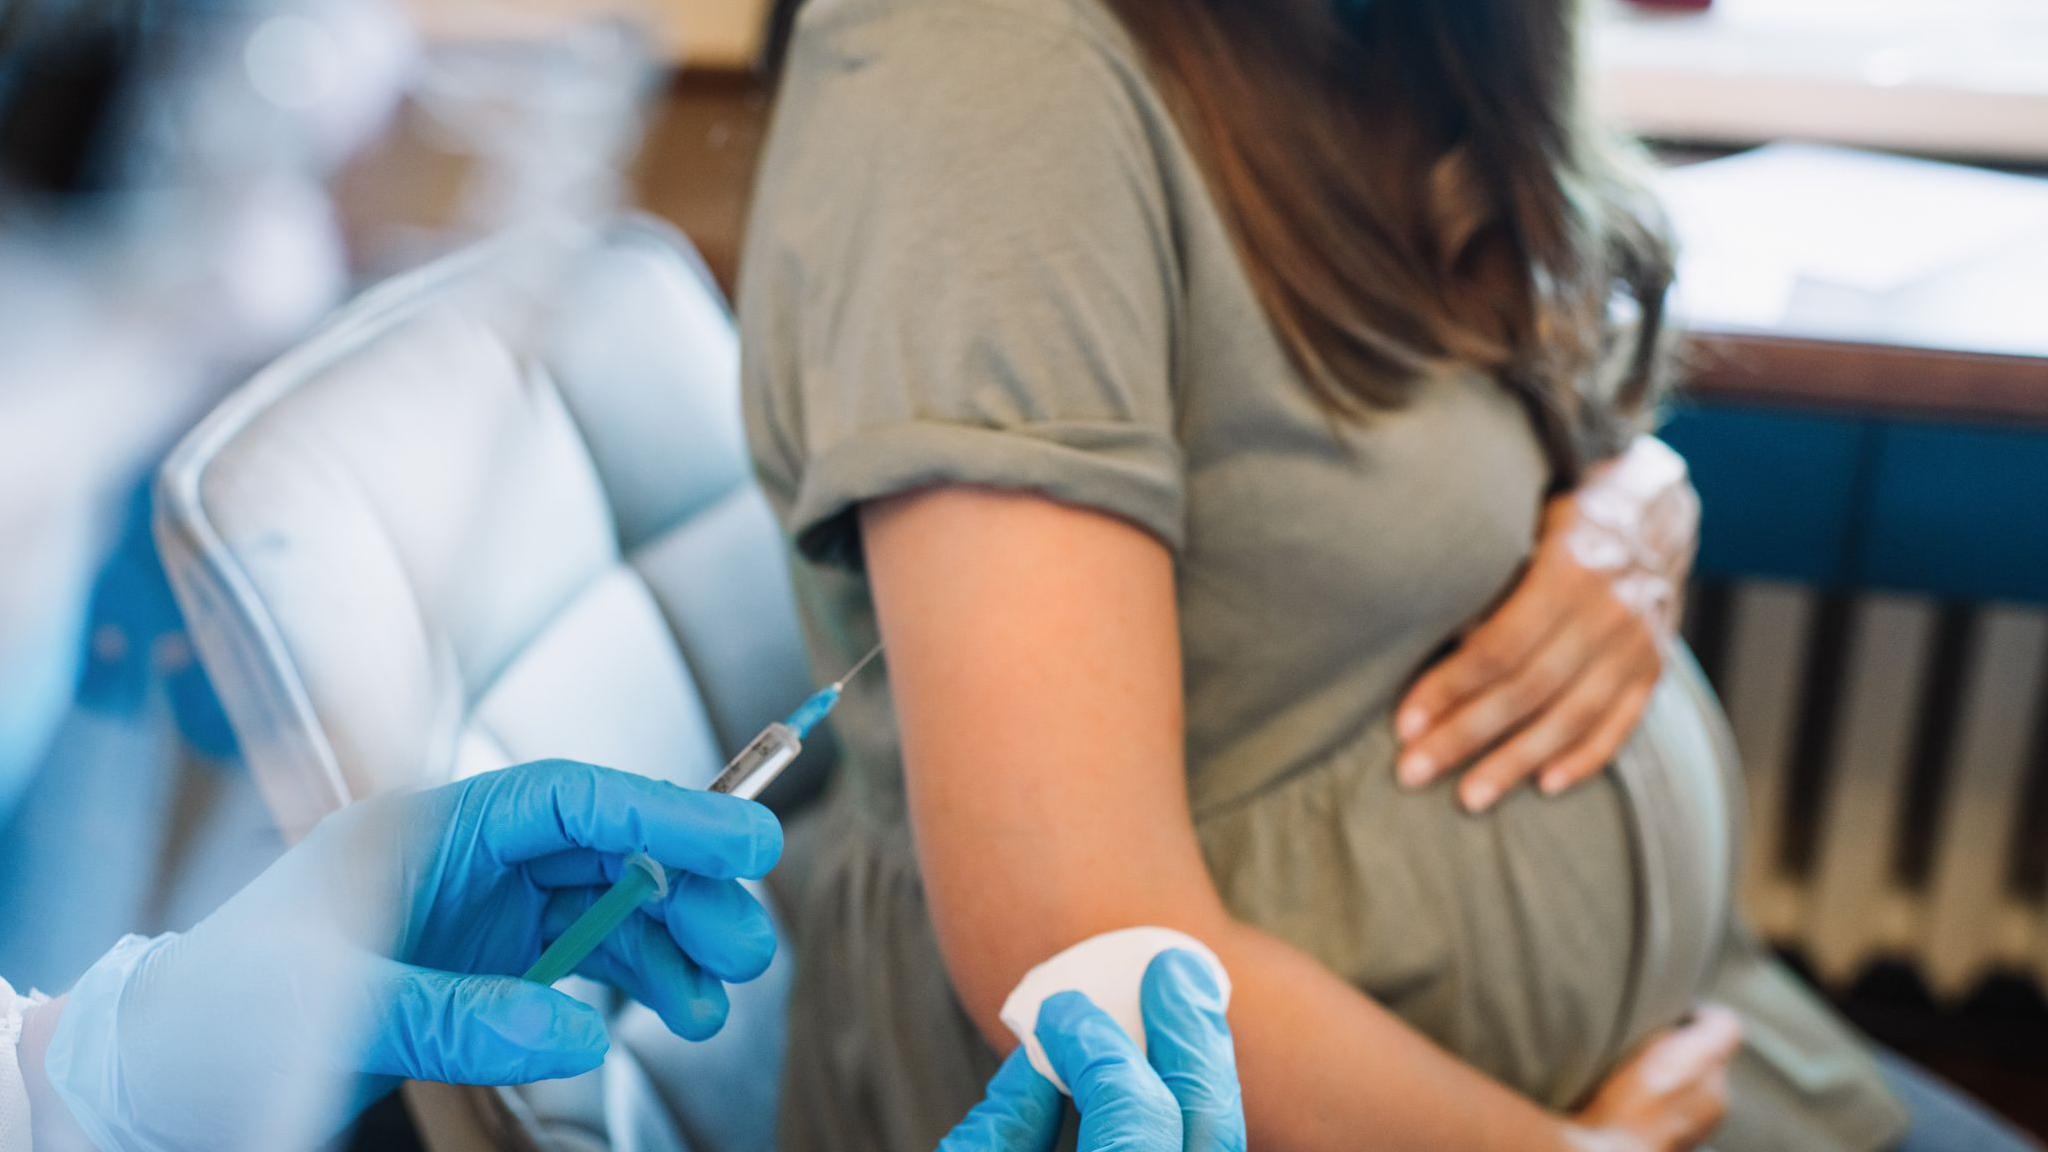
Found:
[738,0,1909,1148]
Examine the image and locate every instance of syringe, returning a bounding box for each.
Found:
[522,644,882,987]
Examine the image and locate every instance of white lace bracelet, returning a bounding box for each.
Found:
[1566,436,1700,634]
[1,975,50,1152]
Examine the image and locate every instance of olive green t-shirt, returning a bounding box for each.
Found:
[739,0,1907,1148]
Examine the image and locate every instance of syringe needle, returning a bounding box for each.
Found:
[834,643,884,690]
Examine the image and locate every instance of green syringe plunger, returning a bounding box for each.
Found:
[522,853,666,986]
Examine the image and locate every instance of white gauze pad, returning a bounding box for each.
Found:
[997,926,1232,1095]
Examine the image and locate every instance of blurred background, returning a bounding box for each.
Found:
[2,0,2045,1146]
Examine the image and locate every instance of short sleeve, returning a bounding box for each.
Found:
[739,0,1184,570]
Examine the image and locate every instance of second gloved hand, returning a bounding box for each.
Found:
[939,949,1246,1152]
[42,759,782,1152]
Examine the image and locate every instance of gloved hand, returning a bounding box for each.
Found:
[40,759,782,1152]
[939,949,1246,1152]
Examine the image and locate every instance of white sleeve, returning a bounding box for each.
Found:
[1,974,49,1152]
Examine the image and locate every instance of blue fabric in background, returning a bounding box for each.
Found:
[1662,404,1871,589]
[1861,424,2048,607]
[0,479,277,993]
[74,482,239,758]
[1880,1051,2041,1152]
[1665,403,2048,607]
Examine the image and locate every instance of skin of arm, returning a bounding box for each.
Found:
[860,486,1583,1152]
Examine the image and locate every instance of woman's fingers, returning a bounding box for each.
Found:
[1638,1011,1739,1150]
[1574,1005,1742,1151]
[1637,1005,1744,1095]
[1668,1064,1732,1144]
[1537,681,1656,798]
[1454,626,1657,812]
[1396,556,1572,746]
[1397,470,1696,810]
[1398,553,1666,810]
[1398,593,1619,790]
[1452,665,1615,812]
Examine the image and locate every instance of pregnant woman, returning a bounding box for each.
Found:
[739,0,2031,1148]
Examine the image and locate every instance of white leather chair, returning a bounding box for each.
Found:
[155,216,814,1152]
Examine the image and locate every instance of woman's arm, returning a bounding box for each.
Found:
[861,486,1582,1152]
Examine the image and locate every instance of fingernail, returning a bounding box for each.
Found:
[720,916,780,983]
[678,995,730,1042]
[748,806,786,875]
[1539,770,1568,796]
[528,994,611,1057]
[1397,752,1434,789]
[563,1006,612,1055]
[1396,708,1427,741]
[1461,781,1497,813]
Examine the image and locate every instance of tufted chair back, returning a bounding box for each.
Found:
[156,217,811,1152]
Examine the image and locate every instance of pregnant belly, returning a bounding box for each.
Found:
[1607,646,1742,1051]
[1193,717,1644,1111]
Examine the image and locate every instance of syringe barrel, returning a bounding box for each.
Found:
[706,723,802,801]
[520,725,801,988]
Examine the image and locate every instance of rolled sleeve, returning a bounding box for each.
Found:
[790,419,1185,568]
[741,0,1185,571]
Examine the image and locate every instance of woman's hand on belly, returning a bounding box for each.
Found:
[1394,436,1700,813]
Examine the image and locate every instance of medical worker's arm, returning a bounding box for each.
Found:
[1395,436,1700,810]
[12,760,781,1152]
[862,488,1728,1152]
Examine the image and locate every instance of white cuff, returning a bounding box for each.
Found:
[998,926,1231,1094]
[1,974,51,1152]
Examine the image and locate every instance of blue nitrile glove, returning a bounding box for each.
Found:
[42,759,782,1152]
[938,949,1246,1152]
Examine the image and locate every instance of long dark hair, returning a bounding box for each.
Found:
[1100,0,1676,478]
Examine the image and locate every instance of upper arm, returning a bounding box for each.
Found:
[861,488,1226,1041]
[744,4,1206,1045]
